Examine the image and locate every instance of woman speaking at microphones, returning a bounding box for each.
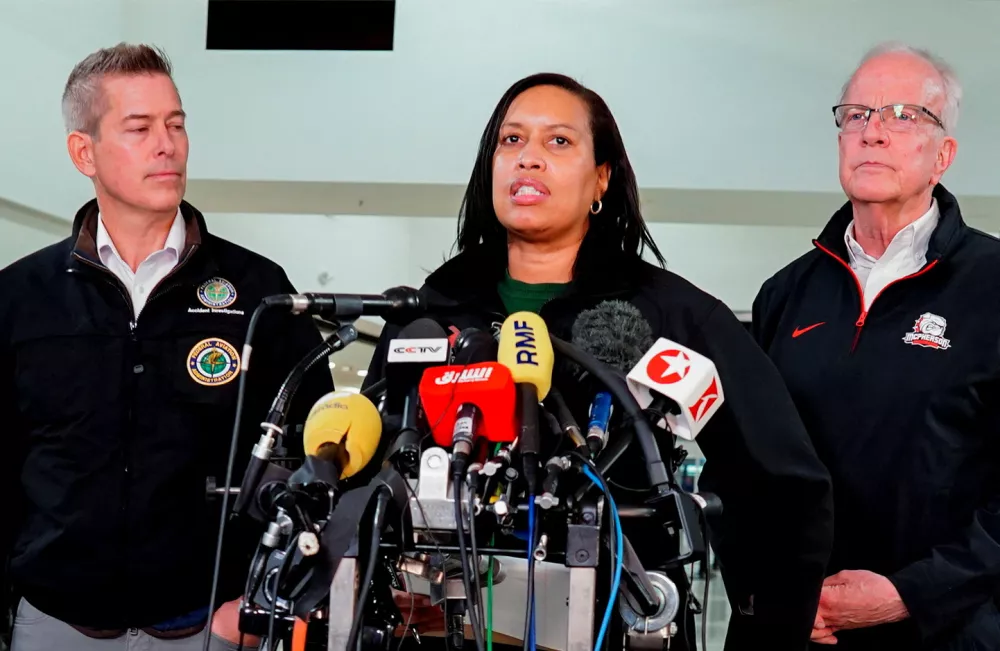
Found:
[365,73,833,651]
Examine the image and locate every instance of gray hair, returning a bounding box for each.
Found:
[62,43,175,136]
[839,42,962,134]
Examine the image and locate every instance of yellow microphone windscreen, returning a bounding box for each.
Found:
[498,311,554,400]
[303,391,382,478]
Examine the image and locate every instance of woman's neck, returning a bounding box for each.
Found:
[506,236,582,284]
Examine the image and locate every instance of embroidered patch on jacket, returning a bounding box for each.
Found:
[903,312,952,350]
[197,278,238,309]
[188,338,241,386]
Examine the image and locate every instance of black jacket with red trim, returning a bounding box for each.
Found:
[365,244,834,651]
[753,184,1000,650]
[0,200,332,631]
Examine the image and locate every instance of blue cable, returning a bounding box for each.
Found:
[582,466,623,651]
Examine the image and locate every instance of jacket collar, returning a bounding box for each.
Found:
[68,199,209,270]
[815,184,966,263]
[422,242,647,310]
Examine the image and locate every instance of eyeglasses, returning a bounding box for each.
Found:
[832,104,945,132]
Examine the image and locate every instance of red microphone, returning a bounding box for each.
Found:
[418,363,516,473]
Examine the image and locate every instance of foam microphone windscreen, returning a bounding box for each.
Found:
[571,300,655,374]
[303,391,382,478]
[451,328,498,365]
[497,311,554,400]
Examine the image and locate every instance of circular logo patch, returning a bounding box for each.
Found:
[197,278,237,308]
[188,338,241,386]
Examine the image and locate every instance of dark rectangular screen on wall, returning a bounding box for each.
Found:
[206,0,396,51]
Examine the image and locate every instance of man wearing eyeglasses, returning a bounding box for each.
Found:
[752,43,1000,650]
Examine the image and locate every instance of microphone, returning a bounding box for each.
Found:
[263,286,424,324]
[571,301,654,453]
[451,327,499,365]
[383,318,450,469]
[284,390,382,496]
[497,312,554,494]
[418,362,517,475]
[626,338,725,440]
[301,391,382,478]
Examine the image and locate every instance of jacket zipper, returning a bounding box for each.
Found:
[68,245,199,601]
[813,241,940,352]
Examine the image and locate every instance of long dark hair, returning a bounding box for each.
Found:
[455,72,665,274]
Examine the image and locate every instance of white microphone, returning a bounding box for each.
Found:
[625,338,724,440]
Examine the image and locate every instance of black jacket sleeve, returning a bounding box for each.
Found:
[0,329,24,640]
[887,434,1000,641]
[693,301,834,651]
[750,275,781,351]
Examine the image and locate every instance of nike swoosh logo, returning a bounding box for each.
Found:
[792,322,826,338]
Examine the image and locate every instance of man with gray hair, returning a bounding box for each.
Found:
[752,43,1000,649]
[0,43,332,650]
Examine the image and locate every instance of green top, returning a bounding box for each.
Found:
[496,271,569,315]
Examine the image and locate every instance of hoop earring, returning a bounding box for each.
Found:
[590,200,603,215]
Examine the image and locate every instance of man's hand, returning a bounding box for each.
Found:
[816,570,909,632]
[811,613,838,645]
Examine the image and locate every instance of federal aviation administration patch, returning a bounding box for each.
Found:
[187,338,241,386]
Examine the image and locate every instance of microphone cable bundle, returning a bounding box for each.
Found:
[204,293,722,651]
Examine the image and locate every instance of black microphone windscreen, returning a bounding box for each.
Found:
[397,317,448,340]
[452,328,498,365]
[571,300,654,374]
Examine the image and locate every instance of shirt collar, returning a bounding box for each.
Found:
[96,209,186,269]
[844,198,940,269]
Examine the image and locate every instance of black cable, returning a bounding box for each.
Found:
[467,477,485,637]
[243,544,269,604]
[204,302,266,651]
[701,511,711,651]
[267,323,358,425]
[684,566,694,650]
[347,488,392,651]
[362,377,388,400]
[268,537,298,651]
[454,479,485,651]
[237,631,245,651]
[702,570,710,651]
[550,336,671,489]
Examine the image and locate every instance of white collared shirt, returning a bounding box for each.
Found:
[845,199,939,311]
[96,210,186,318]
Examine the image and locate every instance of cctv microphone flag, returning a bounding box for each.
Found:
[418,362,517,447]
[626,338,725,440]
[386,338,450,364]
[383,318,451,469]
[383,319,450,406]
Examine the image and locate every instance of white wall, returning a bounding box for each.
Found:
[0,217,64,267]
[123,0,1000,195]
[0,0,123,221]
[0,207,817,311]
[203,213,817,312]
